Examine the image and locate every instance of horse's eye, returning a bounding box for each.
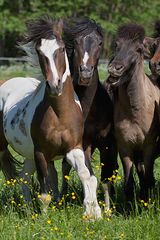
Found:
[99,41,102,46]
[137,47,143,53]
[114,42,118,49]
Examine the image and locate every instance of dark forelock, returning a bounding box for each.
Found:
[117,23,145,43]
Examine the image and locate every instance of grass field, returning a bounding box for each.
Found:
[0,63,159,240]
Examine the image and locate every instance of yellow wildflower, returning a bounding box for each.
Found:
[47,219,51,224]
[64,175,70,181]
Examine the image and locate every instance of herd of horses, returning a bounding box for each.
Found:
[0,15,160,220]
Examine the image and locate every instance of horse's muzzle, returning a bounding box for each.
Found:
[108,63,125,77]
[46,80,63,96]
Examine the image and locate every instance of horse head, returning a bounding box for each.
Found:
[64,18,104,86]
[108,23,145,86]
[24,16,70,96]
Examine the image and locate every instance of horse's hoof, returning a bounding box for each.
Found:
[83,208,102,221]
[38,193,51,213]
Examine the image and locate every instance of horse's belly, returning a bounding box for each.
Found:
[4,117,34,159]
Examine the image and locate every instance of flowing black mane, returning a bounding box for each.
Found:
[117,23,145,42]
[63,18,104,57]
[23,16,56,43]
[64,18,104,38]
[154,20,160,37]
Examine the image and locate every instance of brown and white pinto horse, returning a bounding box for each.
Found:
[107,23,160,202]
[60,18,118,210]
[0,16,101,219]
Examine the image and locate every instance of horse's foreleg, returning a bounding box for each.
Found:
[66,148,101,220]
[121,155,134,202]
[84,145,94,175]
[134,160,145,200]
[143,146,156,200]
[100,139,118,211]
[34,151,51,210]
[47,161,60,202]
[60,158,72,197]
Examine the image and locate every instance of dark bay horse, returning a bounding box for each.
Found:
[61,18,118,210]
[0,16,101,219]
[107,23,160,202]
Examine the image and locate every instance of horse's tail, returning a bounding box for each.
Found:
[0,149,23,180]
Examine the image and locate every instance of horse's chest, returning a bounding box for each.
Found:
[115,119,145,146]
[39,127,75,157]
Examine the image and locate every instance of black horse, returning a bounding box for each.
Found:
[61,18,118,210]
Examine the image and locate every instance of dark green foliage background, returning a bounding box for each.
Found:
[0,0,159,57]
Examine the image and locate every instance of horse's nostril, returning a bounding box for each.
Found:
[79,65,84,72]
[58,79,61,86]
[91,66,94,70]
[115,64,124,71]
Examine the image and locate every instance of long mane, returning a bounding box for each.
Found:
[18,16,57,80]
[154,20,160,37]
[117,23,145,43]
[63,18,104,57]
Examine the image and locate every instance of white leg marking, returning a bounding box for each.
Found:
[66,149,101,220]
[19,158,36,203]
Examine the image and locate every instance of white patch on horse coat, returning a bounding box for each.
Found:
[62,51,70,83]
[74,92,82,111]
[0,77,45,160]
[83,51,89,67]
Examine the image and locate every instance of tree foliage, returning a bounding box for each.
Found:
[0,0,159,56]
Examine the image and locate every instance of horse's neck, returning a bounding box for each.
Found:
[44,77,75,115]
[117,61,147,116]
[73,68,99,120]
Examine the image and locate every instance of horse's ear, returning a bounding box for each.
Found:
[53,19,64,39]
[143,37,155,59]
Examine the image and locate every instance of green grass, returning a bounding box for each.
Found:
[0,63,159,240]
[0,150,160,240]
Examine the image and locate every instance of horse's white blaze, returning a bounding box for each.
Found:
[40,39,70,86]
[0,77,45,160]
[66,149,101,219]
[83,51,89,67]
[40,39,59,84]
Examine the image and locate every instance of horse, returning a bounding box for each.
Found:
[0,16,101,219]
[59,18,118,210]
[107,23,160,202]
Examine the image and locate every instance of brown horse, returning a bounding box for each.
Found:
[107,23,160,202]
[60,18,118,210]
[0,16,101,219]
[143,20,160,78]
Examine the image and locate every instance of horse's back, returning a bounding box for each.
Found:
[0,77,45,159]
[0,77,40,111]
